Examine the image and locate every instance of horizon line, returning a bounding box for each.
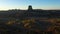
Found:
[0,8,60,11]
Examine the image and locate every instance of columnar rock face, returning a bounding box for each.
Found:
[28,5,33,11]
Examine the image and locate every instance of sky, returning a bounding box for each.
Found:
[0,0,60,10]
